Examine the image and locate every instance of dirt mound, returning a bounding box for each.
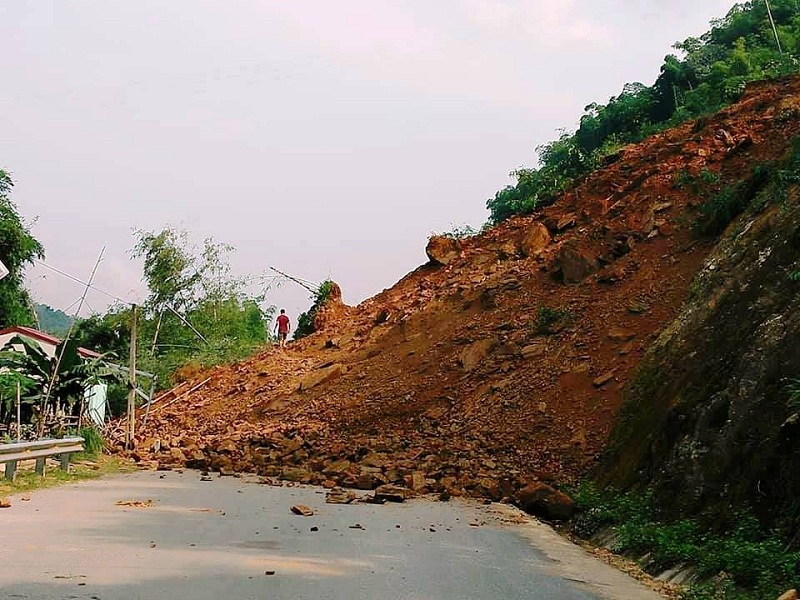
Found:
[119,76,800,502]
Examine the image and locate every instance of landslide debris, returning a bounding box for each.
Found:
[119,76,800,506]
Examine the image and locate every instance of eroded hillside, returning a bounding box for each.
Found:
[121,76,800,503]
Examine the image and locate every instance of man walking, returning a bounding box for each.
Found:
[274,309,291,349]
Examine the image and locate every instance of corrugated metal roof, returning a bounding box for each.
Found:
[0,325,102,359]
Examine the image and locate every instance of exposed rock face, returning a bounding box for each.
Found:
[520,223,551,257]
[604,152,800,537]
[426,235,461,266]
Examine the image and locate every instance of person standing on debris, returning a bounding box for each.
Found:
[274,309,291,349]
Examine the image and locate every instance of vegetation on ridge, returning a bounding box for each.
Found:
[488,0,800,223]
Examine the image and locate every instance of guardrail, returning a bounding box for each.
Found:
[0,437,84,481]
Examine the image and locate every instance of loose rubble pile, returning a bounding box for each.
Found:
[116,76,800,520]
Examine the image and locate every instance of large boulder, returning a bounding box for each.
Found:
[520,222,552,257]
[551,241,598,283]
[426,235,462,266]
[516,482,576,521]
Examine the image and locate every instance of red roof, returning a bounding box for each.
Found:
[0,326,102,359]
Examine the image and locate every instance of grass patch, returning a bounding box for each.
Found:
[78,425,105,457]
[570,483,800,599]
[0,455,135,498]
[535,305,572,334]
[693,183,753,236]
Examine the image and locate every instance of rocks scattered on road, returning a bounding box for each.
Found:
[0,497,11,508]
[116,499,154,508]
[290,504,314,516]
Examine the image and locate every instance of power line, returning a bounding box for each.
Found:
[34,258,132,305]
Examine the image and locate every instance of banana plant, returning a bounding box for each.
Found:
[0,335,122,418]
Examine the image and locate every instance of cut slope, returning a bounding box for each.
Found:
[124,76,800,501]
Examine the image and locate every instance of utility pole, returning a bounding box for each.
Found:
[16,380,21,443]
[765,0,783,54]
[126,304,138,450]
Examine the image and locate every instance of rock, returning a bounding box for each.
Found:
[627,300,649,314]
[551,241,597,284]
[459,338,497,371]
[777,590,798,600]
[653,201,673,213]
[498,239,521,259]
[170,447,187,463]
[290,504,314,516]
[0,497,10,508]
[360,453,388,469]
[322,459,352,476]
[299,364,343,391]
[596,265,626,284]
[426,235,461,266]
[374,484,411,503]
[545,213,578,233]
[217,438,238,453]
[520,223,551,257]
[516,482,576,521]
[325,488,357,504]
[521,343,547,359]
[592,371,616,388]
[607,327,635,341]
[281,467,313,484]
[637,208,656,235]
[408,471,427,492]
[556,214,577,231]
[353,472,380,490]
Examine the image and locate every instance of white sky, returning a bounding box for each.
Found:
[0,0,735,323]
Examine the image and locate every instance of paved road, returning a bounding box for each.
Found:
[0,471,660,600]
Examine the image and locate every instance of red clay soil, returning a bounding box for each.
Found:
[119,76,800,501]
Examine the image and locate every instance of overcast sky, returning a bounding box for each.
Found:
[0,0,735,323]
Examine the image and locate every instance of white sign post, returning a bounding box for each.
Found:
[0,259,8,281]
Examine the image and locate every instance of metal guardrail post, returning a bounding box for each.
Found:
[5,460,17,481]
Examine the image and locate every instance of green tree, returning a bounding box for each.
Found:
[0,170,44,327]
[131,228,201,313]
[85,227,272,387]
[487,0,800,224]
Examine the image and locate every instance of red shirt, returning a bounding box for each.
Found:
[277,314,290,333]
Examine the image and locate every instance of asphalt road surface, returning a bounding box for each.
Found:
[0,470,661,600]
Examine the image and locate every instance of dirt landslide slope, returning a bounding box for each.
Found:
[123,76,800,504]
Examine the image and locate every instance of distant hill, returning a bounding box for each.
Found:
[34,303,74,336]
